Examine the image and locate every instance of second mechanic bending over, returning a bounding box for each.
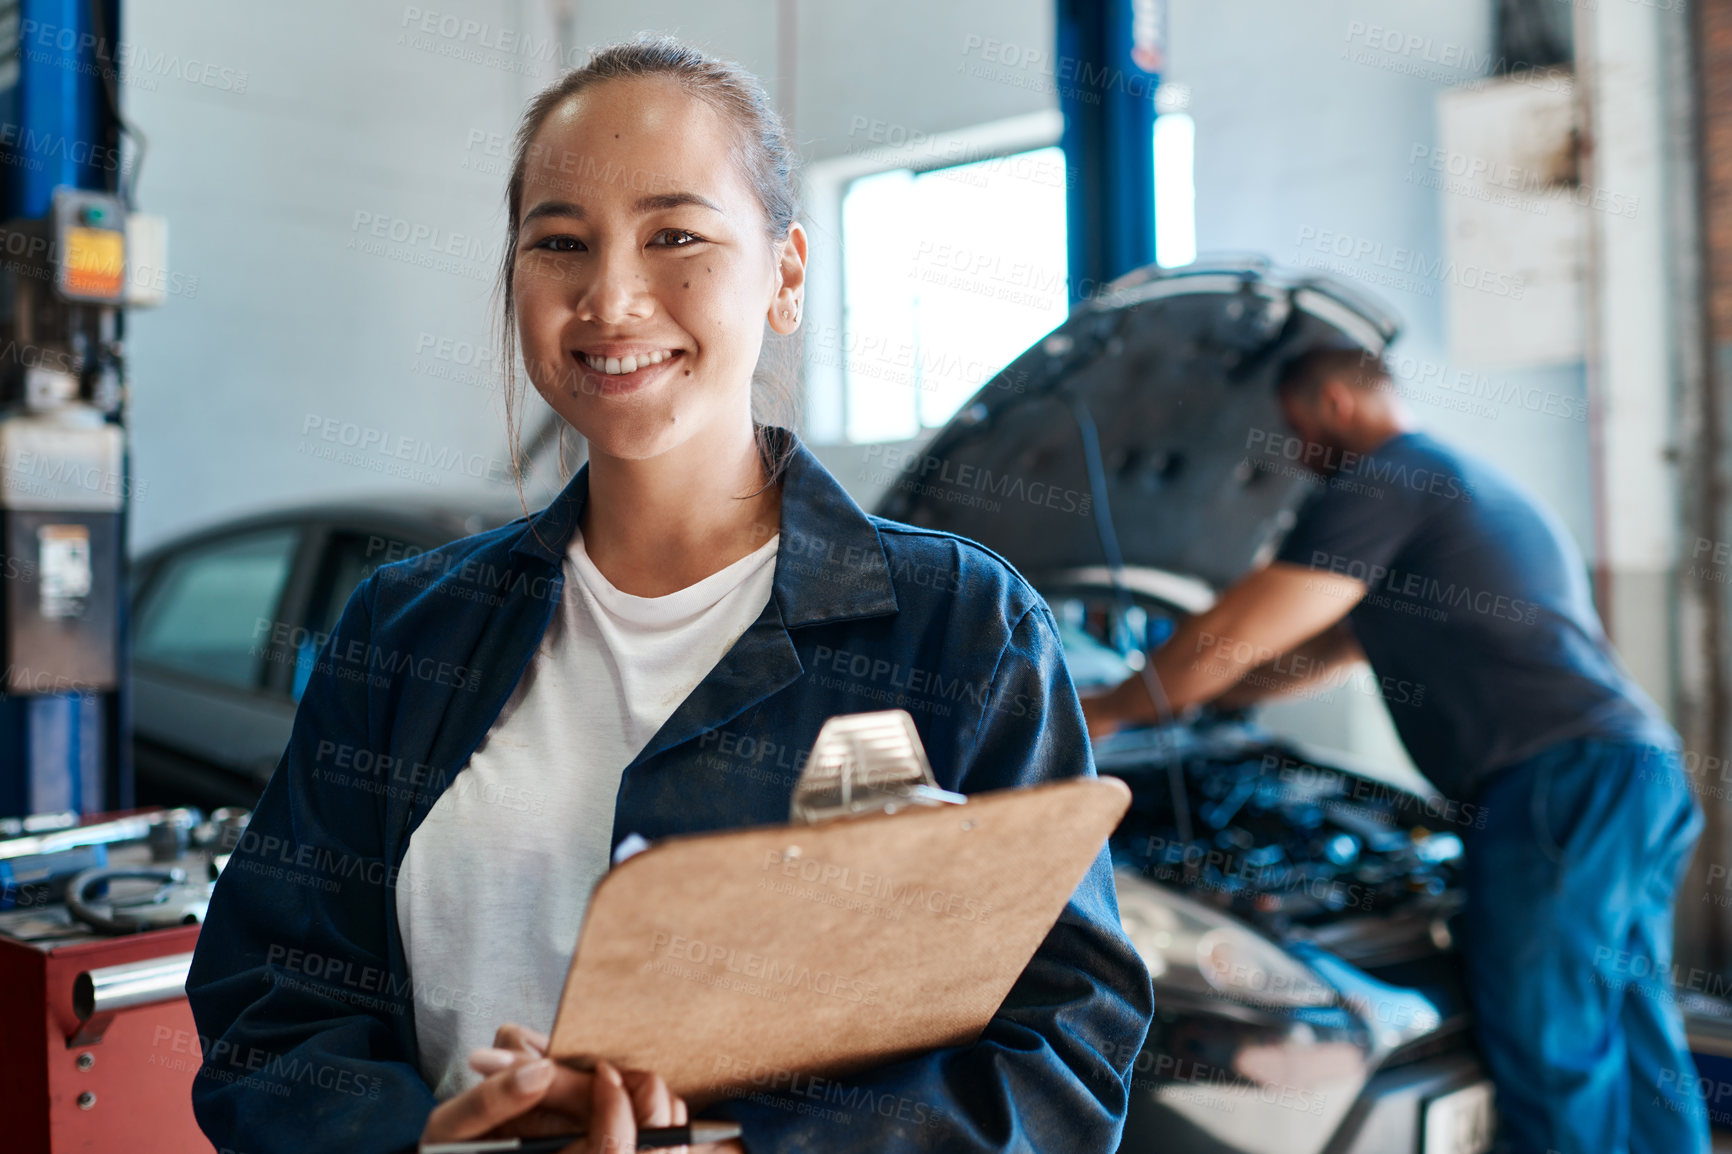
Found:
[1080,346,1705,1154]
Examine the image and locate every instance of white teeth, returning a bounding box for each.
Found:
[583,349,673,375]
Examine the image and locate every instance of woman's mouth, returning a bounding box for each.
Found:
[572,348,684,395]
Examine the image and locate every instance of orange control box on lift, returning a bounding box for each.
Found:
[0,918,206,1152]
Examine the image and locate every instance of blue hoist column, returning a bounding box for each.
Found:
[0,0,162,818]
[1057,0,1165,305]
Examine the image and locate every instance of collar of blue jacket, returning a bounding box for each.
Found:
[508,424,901,628]
[184,423,1155,1154]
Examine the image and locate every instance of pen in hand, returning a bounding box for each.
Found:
[419,1120,743,1153]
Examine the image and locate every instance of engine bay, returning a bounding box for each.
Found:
[1103,729,1466,932]
[1053,591,1467,939]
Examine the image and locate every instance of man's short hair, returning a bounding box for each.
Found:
[1276,347,1391,404]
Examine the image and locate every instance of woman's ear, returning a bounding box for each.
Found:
[766,222,809,336]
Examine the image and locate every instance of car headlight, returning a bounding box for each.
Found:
[1116,867,1336,1010]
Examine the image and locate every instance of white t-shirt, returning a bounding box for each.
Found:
[395,525,780,1098]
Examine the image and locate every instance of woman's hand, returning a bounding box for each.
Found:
[420,1023,744,1152]
[465,1025,604,1136]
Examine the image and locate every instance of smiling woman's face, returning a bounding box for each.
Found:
[512,77,792,461]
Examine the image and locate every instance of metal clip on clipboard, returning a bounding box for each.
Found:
[789,710,967,825]
[610,711,966,866]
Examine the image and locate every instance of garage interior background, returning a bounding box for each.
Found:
[113,0,1727,962]
[10,0,1732,1148]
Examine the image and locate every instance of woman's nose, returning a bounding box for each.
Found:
[574,245,653,324]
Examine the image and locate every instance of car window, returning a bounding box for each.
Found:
[134,526,300,691]
[292,530,427,703]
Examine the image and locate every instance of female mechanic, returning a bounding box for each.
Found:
[185,34,1152,1154]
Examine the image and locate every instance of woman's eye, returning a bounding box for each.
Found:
[652,228,703,248]
[534,236,583,253]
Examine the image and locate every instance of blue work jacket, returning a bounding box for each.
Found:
[185,427,1154,1153]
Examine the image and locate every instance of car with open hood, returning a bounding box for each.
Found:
[872,256,1502,1154]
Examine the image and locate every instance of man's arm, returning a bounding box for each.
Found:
[1212,619,1366,710]
[1083,562,1367,735]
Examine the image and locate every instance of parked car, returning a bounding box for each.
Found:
[128,495,519,809]
[871,257,1497,1154]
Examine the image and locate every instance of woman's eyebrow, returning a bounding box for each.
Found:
[636,191,723,215]
[521,191,723,225]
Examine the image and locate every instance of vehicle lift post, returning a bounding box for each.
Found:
[0,0,158,819]
[0,8,205,1152]
[1056,0,1164,304]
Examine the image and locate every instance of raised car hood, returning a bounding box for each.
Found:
[871,259,1402,592]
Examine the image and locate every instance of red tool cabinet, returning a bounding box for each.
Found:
[0,923,207,1153]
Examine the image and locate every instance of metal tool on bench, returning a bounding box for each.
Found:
[0,806,249,928]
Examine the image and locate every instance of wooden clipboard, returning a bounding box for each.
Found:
[547,775,1130,1108]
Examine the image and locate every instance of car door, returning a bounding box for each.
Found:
[286,522,440,705]
[131,521,313,807]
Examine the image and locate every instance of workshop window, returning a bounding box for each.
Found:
[837,114,1196,443]
[839,146,1070,443]
[1154,112,1196,268]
